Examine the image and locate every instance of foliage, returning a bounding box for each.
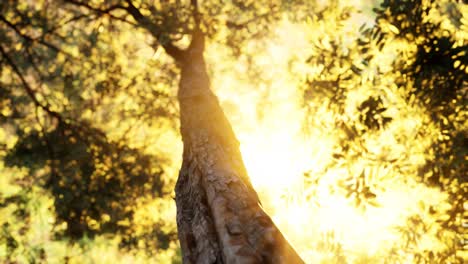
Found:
[300,0,466,262]
[0,0,466,263]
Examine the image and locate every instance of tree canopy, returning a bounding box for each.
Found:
[0,0,466,263]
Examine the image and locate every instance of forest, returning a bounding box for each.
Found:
[0,0,466,263]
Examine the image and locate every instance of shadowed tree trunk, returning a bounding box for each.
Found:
[174,29,304,264]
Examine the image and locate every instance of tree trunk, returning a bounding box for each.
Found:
[175,31,304,264]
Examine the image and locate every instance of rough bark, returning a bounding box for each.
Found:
[174,31,304,264]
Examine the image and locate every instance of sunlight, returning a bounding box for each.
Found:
[209,17,452,262]
[1,0,464,263]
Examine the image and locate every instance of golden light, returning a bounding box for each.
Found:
[208,17,452,262]
[1,1,464,263]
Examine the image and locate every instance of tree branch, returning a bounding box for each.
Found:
[64,0,136,26]
[0,44,63,122]
[0,14,70,56]
[124,0,185,61]
[65,0,185,61]
[43,14,89,35]
[190,0,200,29]
[225,11,276,30]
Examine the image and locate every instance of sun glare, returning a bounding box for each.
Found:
[208,17,452,262]
[1,1,465,263]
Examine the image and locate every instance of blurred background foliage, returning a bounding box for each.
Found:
[0,0,466,263]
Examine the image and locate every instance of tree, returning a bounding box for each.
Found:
[0,0,305,262]
[1,0,466,263]
[174,28,303,263]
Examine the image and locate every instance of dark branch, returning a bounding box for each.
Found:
[226,11,277,30]
[124,0,185,61]
[190,0,200,28]
[65,0,185,61]
[64,0,136,26]
[0,14,70,56]
[0,45,63,122]
[43,14,89,35]
[186,0,205,57]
